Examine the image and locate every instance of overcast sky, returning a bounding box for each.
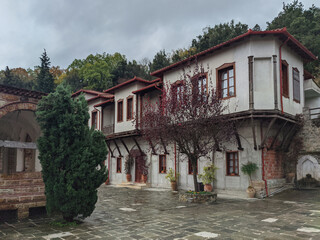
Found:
[0,0,318,70]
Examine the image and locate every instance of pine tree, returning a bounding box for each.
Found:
[36,84,108,222]
[36,49,55,93]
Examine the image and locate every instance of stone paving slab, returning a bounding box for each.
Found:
[0,186,320,239]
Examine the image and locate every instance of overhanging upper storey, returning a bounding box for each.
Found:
[151,28,317,78]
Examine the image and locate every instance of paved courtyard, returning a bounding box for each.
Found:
[0,185,320,240]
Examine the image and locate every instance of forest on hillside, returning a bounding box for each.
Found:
[0,1,319,93]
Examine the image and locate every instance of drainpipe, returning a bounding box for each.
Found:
[248,56,254,110]
[260,123,268,197]
[273,55,278,110]
[279,38,290,114]
[106,151,110,184]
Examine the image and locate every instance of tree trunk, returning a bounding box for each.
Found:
[192,159,199,192]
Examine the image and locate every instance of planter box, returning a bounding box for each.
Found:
[179,192,217,204]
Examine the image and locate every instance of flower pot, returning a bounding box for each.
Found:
[246,186,256,198]
[126,174,132,182]
[141,174,147,183]
[171,181,178,191]
[204,184,213,192]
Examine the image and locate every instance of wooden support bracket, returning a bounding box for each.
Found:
[251,116,257,150]
[268,121,287,150]
[233,123,244,151]
[259,118,277,149]
[120,139,130,154]
[113,139,122,157]
[133,137,143,155]
[106,141,114,158]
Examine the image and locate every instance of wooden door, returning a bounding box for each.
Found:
[135,157,142,183]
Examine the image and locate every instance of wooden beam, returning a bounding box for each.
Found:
[284,126,299,152]
[268,121,287,150]
[259,118,277,149]
[147,138,157,155]
[0,140,37,149]
[160,137,169,154]
[233,123,244,151]
[277,124,296,151]
[113,139,122,157]
[251,116,257,150]
[106,141,114,158]
[133,137,143,155]
[120,139,130,154]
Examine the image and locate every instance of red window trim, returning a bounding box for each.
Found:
[282,60,289,99]
[116,157,122,173]
[216,62,236,99]
[117,99,123,122]
[126,95,134,120]
[159,154,166,174]
[226,151,239,176]
[91,111,97,129]
[292,67,300,103]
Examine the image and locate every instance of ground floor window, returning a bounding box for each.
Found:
[116,157,122,173]
[188,159,198,175]
[226,151,239,176]
[159,155,166,173]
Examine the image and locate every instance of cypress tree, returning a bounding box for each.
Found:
[36,49,55,93]
[36,84,107,221]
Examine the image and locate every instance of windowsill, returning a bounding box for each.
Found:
[221,95,236,100]
[116,172,122,174]
[117,120,123,123]
[226,174,239,177]
[293,99,300,103]
[282,95,289,99]
[159,172,167,174]
[188,173,198,175]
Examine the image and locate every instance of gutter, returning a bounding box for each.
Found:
[279,37,290,114]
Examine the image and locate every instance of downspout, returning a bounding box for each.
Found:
[248,56,254,110]
[279,38,290,114]
[106,151,110,184]
[260,123,268,197]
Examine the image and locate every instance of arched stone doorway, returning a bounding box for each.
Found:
[297,155,320,181]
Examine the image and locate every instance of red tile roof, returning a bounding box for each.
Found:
[151,28,317,77]
[94,99,114,107]
[132,81,162,94]
[72,89,104,97]
[104,76,152,93]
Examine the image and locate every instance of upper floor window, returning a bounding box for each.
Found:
[226,151,239,176]
[293,68,300,103]
[282,60,289,98]
[117,100,123,122]
[91,111,97,129]
[127,96,133,120]
[159,155,166,173]
[217,63,235,99]
[197,74,207,96]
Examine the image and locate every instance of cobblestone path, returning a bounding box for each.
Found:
[0,186,319,239]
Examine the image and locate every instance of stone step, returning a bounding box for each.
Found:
[0,184,45,194]
[0,192,46,208]
[0,178,44,187]
[115,182,147,190]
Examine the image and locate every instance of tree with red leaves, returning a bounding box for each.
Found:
[141,62,234,192]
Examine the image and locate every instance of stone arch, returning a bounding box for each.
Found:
[0,102,37,119]
[297,155,320,181]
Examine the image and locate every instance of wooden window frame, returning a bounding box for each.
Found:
[159,154,167,174]
[226,151,239,176]
[127,96,134,120]
[117,99,123,122]
[116,157,122,173]
[292,67,300,103]
[188,158,198,175]
[91,111,98,129]
[281,60,289,98]
[192,72,208,96]
[216,62,236,99]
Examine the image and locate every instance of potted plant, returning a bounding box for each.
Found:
[165,168,180,191]
[124,155,134,182]
[241,162,259,198]
[198,164,218,192]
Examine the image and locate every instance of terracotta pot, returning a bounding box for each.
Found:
[171,181,178,191]
[141,174,147,183]
[204,184,213,192]
[246,187,256,198]
[105,179,109,185]
[126,174,132,182]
